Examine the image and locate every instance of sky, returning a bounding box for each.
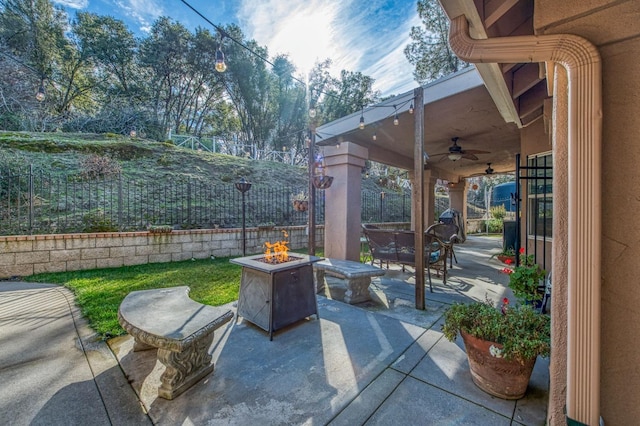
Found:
[52,0,423,97]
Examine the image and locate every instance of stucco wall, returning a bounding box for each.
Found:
[535,0,640,423]
[0,226,324,279]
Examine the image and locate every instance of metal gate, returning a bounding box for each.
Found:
[514,153,553,270]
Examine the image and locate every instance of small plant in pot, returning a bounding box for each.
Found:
[502,247,547,307]
[442,298,550,399]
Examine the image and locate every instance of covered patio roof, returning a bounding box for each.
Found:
[315,67,520,182]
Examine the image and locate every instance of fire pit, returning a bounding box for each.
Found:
[231,251,321,340]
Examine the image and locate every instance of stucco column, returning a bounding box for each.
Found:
[323,142,368,261]
[448,180,468,225]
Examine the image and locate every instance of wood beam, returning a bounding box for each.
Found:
[512,63,542,98]
[485,0,519,28]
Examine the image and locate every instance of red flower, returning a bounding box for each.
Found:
[501,297,509,314]
[504,258,513,265]
[519,247,525,254]
[501,267,513,274]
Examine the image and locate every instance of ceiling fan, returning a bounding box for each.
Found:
[466,163,498,178]
[430,137,489,162]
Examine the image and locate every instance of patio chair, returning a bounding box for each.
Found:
[426,222,460,268]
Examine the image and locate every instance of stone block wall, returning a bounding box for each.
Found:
[0,225,324,279]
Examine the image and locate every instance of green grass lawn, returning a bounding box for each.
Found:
[28,248,326,340]
[28,257,243,339]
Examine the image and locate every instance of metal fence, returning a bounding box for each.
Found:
[0,167,411,235]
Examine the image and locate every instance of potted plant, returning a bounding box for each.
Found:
[491,247,516,264]
[442,248,550,400]
[442,298,550,399]
[502,248,547,305]
[291,192,309,212]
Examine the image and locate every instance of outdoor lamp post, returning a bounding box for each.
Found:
[235,177,252,255]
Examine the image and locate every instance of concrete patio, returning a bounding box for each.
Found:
[0,234,548,425]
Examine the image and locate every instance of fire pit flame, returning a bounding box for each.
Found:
[263,230,290,264]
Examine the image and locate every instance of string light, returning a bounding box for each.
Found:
[372,132,377,141]
[215,46,227,72]
[393,105,399,126]
[359,107,365,130]
[35,81,45,102]
[409,103,414,114]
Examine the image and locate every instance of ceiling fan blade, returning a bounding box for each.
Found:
[463,149,490,155]
[462,153,479,161]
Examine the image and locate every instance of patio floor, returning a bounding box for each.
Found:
[107,234,549,425]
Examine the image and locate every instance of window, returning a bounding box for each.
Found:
[527,153,552,239]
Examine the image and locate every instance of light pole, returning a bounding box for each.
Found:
[235,177,252,256]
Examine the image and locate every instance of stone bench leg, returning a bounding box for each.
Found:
[344,276,373,304]
[156,329,216,400]
[315,269,326,294]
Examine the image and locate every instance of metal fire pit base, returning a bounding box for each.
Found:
[231,254,321,340]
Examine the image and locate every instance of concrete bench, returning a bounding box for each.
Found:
[314,258,386,304]
[118,286,233,400]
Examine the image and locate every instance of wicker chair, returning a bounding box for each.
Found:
[361,226,447,292]
[426,222,460,268]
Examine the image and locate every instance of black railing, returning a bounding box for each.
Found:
[0,168,411,235]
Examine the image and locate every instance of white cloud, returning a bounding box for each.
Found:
[114,0,165,33]
[53,0,88,9]
[236,0,420,96]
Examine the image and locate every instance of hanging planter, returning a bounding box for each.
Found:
[291,192,309,212]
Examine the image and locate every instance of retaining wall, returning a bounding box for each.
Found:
[0,226,324,279]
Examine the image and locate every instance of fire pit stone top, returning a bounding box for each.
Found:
[230,253,323,273]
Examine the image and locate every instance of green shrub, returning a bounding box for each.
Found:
[482,218,503,233]
[490,205,507,220]
[82,210,118,232]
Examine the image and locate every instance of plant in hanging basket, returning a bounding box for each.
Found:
[291,191,309,211]
[442,298,550,399]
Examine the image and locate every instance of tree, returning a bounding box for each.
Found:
[220,24,278,152]
[72,12,138,96]
[0,0,66,79]
[308,59,380,124]
[404,0,467,84]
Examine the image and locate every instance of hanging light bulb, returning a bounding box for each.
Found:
[309,107,317,118]
[393,105,399,125]
[359,114,365,130]
[409,103,414,114]
[35,81,45,102]
[372,132,377,141]
[215,47,227,72]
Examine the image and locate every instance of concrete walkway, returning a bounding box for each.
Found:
[0,235,548,425]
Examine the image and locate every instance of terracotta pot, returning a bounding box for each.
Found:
[497,254,516,264]
[460,330,537,400]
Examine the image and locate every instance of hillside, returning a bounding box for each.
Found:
[0,132,395,194]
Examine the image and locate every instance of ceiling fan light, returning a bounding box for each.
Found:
[448,152,462,161]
